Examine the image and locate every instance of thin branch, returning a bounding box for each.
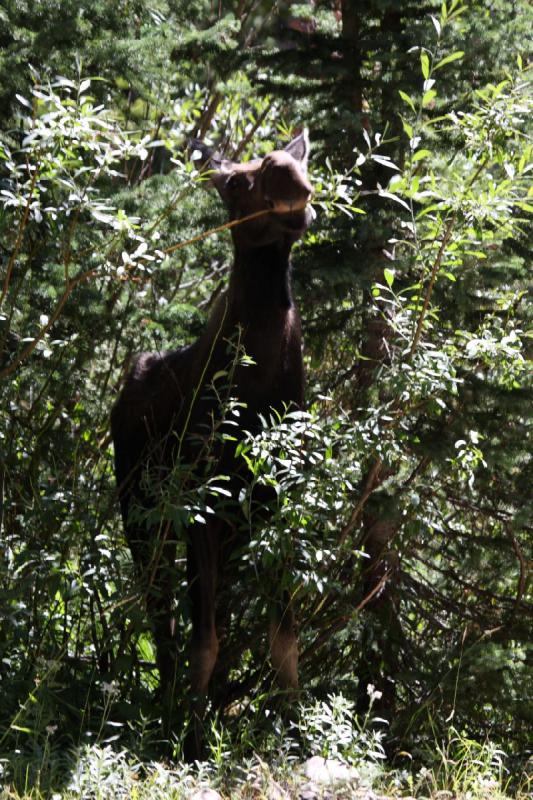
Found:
[505,525,528,615]
[352,569,391,613]
[408,214,455,357]
[409,155,490,357]
[1,167,39,308]
[1,208,271,379]
[163,208,270,255]
[338,456,383,546]
[0,268,97,379]
[197,91,222,141]
[402,455,431,488]
[231,106,270,160]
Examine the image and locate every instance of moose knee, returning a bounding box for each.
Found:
[269,620,299,690]
[190,629,219,697]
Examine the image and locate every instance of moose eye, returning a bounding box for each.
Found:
[225,173,253,193]
[226,174,240,192]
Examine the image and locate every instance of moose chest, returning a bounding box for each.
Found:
[232,306,302,410]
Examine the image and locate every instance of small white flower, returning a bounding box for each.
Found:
[367,683,383,702]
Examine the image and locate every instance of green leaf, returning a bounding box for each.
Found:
[464,250,487,259]
[398,90,416,112]
[384,268,395,288]
[412,149,432,162]
[378,190,411,211]
[423,90,437,107]
[434,51,464,70]
[448,4,468,22]
[402,118,414,138]
[416,203,447,218]
[420,51,430,80]
[430,15,441,36]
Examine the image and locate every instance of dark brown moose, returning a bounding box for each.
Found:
[111,131,313,753]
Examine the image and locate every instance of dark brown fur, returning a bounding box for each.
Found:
[111,131,313,754]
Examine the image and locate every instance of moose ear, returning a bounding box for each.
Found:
[189,139,223,169]
[284,128,310,171]
[190,139,233,196]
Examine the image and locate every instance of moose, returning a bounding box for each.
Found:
[111,130,314,753]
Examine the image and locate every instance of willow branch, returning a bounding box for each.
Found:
[409,214,455,357]
[505,526,527,615]
[338,456,383,546]
[1,167,39,308]
[0,268,97,379]
[408,156,489,357]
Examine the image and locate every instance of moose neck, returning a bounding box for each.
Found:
[227,239,294,320]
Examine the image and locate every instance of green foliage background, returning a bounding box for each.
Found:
[0,0,531,792]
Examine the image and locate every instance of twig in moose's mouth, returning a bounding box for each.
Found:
[163,208,270,255]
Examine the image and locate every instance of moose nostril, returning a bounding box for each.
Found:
[265,197,275,210]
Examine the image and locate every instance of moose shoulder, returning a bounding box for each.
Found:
[111,130,313,756]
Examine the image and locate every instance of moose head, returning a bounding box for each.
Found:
[192,130,314,248]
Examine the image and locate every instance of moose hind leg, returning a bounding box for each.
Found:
[269,596,299,691]
[148,580,179,698]
[138,521,180,707]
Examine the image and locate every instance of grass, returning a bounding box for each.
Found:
[0,742,530,799]
[0,695,530,799]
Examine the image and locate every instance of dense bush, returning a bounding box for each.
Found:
[0,0,531,796]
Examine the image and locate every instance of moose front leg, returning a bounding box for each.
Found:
[269,595,299,692]
[185,522,220,759]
